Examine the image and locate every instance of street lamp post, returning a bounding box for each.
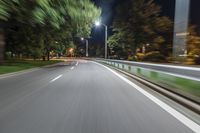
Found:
[86,39,89,57]
[95,21,108,59]
[81,37,89,57]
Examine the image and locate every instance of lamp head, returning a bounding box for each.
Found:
[95,21,101,26]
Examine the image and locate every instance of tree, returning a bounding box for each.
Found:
[67,0,101,38]
[0,0,19,63]
[1,0,101,61]
[108,29,130,59]
[109,0,172,59]
[187,25,200,64]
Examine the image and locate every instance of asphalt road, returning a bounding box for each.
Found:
[0,60,199,133]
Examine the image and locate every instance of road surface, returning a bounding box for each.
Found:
[0,60,199,133]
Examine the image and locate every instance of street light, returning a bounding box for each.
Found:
[95,20,108,59]
[95,21,100,26]
[81,38,89,57]
[69,48,74,53]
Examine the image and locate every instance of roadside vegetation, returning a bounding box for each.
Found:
[0,0,101,63]
[0,0,199,65]
[107,0,200,65]
[0,60,63,74]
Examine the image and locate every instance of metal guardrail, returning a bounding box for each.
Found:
[98,59,200,81]
[96,59,200,104]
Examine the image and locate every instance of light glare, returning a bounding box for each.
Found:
[95,21,100,26]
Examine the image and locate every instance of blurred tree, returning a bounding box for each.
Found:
[67,0,101,38]
[0,0,20,63]
[187,25,200,64]
[0,0,101,61]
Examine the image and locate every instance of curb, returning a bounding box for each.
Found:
[103,63,200,115]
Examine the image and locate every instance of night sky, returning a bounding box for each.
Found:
[90,0,200,45]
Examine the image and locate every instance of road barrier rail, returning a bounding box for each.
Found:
[96,59,200,105]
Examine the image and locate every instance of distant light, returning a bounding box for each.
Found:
[146,43,150,46]
[55,41,58,44]
[95,21,101,26]
[176,32,189,36]
[81,37,84,41]
[69,48,74,53]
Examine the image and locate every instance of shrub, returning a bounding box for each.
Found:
[142,51,166,62]
[128,55,137,61]
[194,56,200,65]
[136,53,145,61]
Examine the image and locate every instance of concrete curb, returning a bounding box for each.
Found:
[103,63,200,115]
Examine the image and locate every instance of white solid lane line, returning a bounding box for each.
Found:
[50,75,62,83]
[94,61,200,133]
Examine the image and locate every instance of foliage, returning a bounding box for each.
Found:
[194,57,200,65]
[67,0,101,37]
[0,0,101,61]
[136,53,145,61]
[127,55,137,61]
[0,60,63,74]
[108,0,172,59]
[142,51,165,62]
[187,25,200,57]
[185,25,200,65]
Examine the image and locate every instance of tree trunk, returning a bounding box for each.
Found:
[42,55,46,61]
[0,29,5,64]
[47,51,50,61]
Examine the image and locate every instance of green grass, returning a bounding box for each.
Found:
[0,60,63,74]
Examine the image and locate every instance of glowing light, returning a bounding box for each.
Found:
[69,48,74,53]
[176,32,189,36]
[95,21,100,26]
